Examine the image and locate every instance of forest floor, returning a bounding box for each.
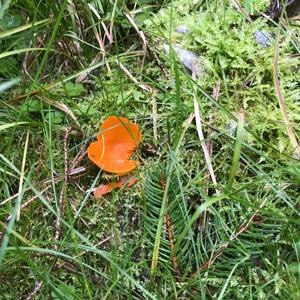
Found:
[0,0,300,299]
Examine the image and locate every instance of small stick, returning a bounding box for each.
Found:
[161,176,181,277]
[230,0,253,23]
[152,95,158,142]
[54,127,72,250]
[115,60,153,93]
[124,12,170,79]
[207,80,221,155]
[165,212,181,277]
[6,185,52,222]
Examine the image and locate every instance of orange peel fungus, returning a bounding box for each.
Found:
[87,116,142,174]
[93,176,138,198]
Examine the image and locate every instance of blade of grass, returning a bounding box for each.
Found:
[0,78,21,93]
[217,256,249,300]
[0,131,30,263]
[33,0,68,82]
[227,117,246,190]
[0,0,12,19]
[0,19,49,38]
[0,121,28,131]
[0,48,47,59]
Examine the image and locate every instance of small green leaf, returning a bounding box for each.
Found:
[19,98,41,113]
[63,82,85,97]
[51,283,75,300]
[1,15,22,29]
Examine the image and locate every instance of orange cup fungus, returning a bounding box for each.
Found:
[87,116,142,174]
[93,176,138,198]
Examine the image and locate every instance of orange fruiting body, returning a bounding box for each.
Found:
[93,176,138,198]
[87,116,142,174]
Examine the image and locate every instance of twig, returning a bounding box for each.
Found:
[54,127,73,250]
[124,12,170,79]
[115,60,153,93]
[152,95,158,142]
[69,141,88,171]
[165,212,181,277]
[207,80,221,155]
[273,19,300,158]
[37,95,78,125]
[161,176,181,277]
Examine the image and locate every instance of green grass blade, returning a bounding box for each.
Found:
[227,119,246,190]
[0,0,12,19]
[0,121,28,132]
[0,47,47,59]
[0,19,49,38]
[217,256,249,300]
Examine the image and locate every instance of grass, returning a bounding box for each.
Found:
[0,0,300,299]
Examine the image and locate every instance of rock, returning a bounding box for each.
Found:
[163,44,202,77]
[254,30,273,48]
[176,25,189,34]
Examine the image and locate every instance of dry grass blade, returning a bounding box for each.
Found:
[38,95,79,126]
[16,131,30,221]
[273,20,300,158]
[193,94,219,194]
[125,12,147,69]
[115,60,152,92]
[200,80,221,235]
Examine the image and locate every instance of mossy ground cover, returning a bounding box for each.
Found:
[0,0,299,299]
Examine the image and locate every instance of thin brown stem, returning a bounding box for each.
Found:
[54,127,73,250]
[273,19,300,158]
[160,176,181,277]
[165,212,181,277]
